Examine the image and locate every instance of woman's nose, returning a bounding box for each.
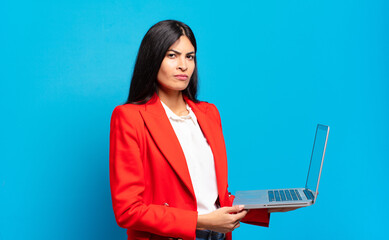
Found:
[177,57,188,71]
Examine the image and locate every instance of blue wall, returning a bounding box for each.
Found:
[1,1,388,239]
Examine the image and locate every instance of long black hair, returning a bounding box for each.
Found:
[126,20,198,104]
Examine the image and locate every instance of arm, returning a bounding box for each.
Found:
[197,205,248,233]
[243,207,299,226]
[109,106,197,239]
[241,209,271,227]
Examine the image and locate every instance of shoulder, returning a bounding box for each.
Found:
[192,100,222,125]
[192,100,219,114]
[112,103,144,115]
[111,104,145,127]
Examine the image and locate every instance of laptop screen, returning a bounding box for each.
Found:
[305,124,329,197]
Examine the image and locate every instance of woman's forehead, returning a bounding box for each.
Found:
[168,36,195,53]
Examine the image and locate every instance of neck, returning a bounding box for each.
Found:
[157,89,188,116]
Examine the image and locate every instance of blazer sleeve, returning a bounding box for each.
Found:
[109,106,198,240]
[241,209,270,227]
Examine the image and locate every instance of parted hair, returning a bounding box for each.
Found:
[126,20,198,104]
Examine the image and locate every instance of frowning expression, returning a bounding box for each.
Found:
[157,36,195,94]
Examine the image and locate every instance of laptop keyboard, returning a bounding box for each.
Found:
[268,189,302,202]
[303,189,314,200]
[268,189,315,202]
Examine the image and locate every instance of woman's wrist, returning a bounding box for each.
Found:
[197,214,210,229]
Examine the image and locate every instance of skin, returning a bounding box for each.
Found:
[157,35,195,116]
[197,205,248,233]
[156,35,297,233]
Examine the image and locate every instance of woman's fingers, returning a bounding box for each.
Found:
[234,222,241,229]
[198,206,247,233]
[223,205,245,214]
[234,209,248,220]
[228,209,247,232]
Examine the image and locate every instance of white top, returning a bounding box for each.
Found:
[161,101,218,215]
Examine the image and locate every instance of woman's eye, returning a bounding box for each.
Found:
[167,53,176,58]
[187,55,195,60]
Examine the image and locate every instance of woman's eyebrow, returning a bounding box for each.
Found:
[168,49,195,55]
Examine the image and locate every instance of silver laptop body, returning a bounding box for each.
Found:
[233,124,330,209]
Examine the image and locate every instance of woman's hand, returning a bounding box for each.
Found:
[197,205,248,233]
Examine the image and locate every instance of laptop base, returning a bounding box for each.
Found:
[234,188,314,209]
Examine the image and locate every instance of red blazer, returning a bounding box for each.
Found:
[109,94,269,240]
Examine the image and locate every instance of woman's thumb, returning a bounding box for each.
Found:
[225,205,245,213]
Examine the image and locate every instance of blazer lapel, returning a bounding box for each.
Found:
[186,98,228,203]
[139,94,195,198]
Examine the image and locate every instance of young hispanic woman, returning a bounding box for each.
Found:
[109,20,286,240]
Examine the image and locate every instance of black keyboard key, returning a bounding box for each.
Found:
[304,189,314,200]
[304,189,310,200]
[280,190,286,201]
[268,191,275,202]
[295,190,302,200]
[290,189,298,200]
[285,190,292,200]
[309,190,314,200]
[274,190,281,201]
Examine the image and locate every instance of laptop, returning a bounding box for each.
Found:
[233,124,330,209]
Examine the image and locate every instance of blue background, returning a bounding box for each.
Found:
[1,0,388,239]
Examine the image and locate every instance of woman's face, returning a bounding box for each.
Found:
[157,36,195,94]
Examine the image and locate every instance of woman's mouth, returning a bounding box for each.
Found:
[174,74,188,80]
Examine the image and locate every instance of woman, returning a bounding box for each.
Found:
[109,20,270,240]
